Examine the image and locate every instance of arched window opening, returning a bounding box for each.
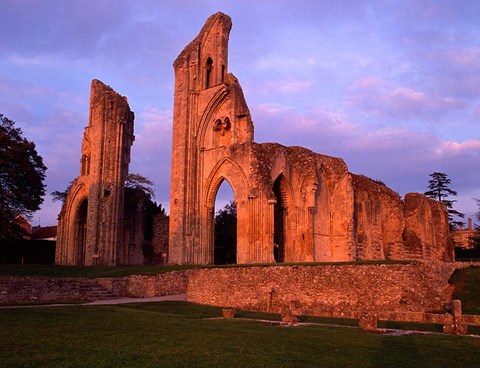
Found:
[81,155,91,176]
[75,199,88,265]
[205,57,213,88]
[273,176,286,262]
[214,180,236,264]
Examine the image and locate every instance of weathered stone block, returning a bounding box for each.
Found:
[222,308,236,319]
[359,313,378,332]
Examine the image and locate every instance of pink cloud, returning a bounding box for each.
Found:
[343,77,463,120]
[265,79,314,94]
[441,47,480,68]
[250,101,480,199]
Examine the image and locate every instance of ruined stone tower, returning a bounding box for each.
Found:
[169,12,255,264]
[56,80,135,265]
[169,12,453,265]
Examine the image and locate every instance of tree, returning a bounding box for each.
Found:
[0,114,47,240]
[51,173,155,205]
[50,181,72,205]
[424,172,464,228]
[472,197,480,248]
[125,173,155,199]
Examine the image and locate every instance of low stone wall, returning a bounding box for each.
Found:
[1,262,478,322]
[0,277,128,303]
[126,271,188,297]
[187,262,461,317]
[0,271,188,304]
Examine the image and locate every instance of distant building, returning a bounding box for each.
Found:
[13,214,31,239]
[31,226,57,241]
[451,218,476,249]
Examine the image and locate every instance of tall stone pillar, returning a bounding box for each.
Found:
[56,80,134,265]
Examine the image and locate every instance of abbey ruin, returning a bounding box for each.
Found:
[56,12,453,266]
[168,12,453,265]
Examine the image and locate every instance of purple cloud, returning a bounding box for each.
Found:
[343,77,464,121]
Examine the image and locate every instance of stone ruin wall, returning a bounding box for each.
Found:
[151,214,169,255]
[403,192,454,261]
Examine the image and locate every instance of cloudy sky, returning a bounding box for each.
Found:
[1,0,479,226]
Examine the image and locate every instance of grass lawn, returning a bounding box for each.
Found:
[0,264,197,278]
[0,260,415,278]
[1,302,480,368]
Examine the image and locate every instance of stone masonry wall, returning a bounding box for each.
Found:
[0,277,128,303]
[3,263,478,323]
[187,262,461,317]
[126,271,188,298]
[0,271,188,304]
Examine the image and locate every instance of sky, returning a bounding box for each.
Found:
[1,0,479,227]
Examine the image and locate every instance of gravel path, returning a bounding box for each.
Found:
[0,293,187,309]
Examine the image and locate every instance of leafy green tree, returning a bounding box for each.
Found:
[0,114,47,240]
[424,172,464,228]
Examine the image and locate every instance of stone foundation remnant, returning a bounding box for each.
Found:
[168,12,453,265]
[222,308,236,319]
[359,313,379,332]
[443,299,468,335]
[280,307,299,324]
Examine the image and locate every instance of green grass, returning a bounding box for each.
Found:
[1,301,479,368]
[0,260,416,278]
[0,264,197,278]
[450,266,480,315]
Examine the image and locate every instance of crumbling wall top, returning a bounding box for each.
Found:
[351,174,401,202]
[173,12,232,69]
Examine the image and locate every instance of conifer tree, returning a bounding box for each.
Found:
[424,172,464,228]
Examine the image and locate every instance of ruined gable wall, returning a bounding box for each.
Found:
[314,154,355,261]
[169,13,236,264]
[404,193,454,261]
[249,144,356,262]
[352,174,405,260]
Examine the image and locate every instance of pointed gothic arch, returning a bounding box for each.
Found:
[213,180,236,264]
[205,57,213,88]
[74,198,88,265]
[272,174,293,262]
[202,158,248,264]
